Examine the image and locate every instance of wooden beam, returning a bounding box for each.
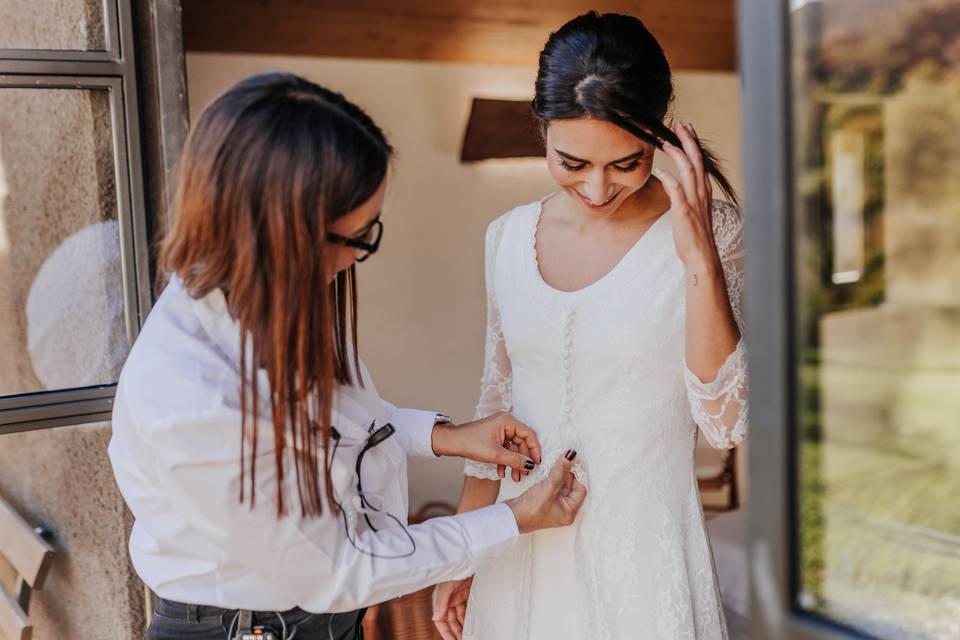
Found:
[182,0,735,71]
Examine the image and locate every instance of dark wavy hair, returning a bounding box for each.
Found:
[533,11,738,205]
[161,71,392,517]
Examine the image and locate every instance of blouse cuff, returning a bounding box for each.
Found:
[387,407,441,458]
[452,504,519,571]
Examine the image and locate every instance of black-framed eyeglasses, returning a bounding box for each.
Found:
[326,219,383,262]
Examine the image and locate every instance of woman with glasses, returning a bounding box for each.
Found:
[108,71,586,640]
[432,12,749,640]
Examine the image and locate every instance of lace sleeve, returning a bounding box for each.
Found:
[684,200,748,450]
[464,216,513,480]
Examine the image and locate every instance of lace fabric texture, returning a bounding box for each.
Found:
[462,198,748,639]
[464,217,517,481]
[682,200,748,450]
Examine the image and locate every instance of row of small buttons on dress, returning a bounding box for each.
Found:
[558,307,576,433]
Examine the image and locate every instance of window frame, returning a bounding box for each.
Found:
[740,1,889,638]
[0,0,120,61]
[0,0,151,435]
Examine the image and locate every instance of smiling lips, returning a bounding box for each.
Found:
[575,189,621,209]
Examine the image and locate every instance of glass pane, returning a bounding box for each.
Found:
[792,0,960,638]
[0,87,128,397]
[0,0,108,51]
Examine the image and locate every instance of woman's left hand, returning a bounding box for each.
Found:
[653,122,722,272]
[432,412,542,481]
[433,577,474,640]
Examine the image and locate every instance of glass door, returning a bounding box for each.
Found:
[741,1,960,638]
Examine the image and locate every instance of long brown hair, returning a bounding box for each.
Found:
[161,72,392,517]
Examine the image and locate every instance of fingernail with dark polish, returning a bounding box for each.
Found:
[564,449,577,461]
[524,460,535,470]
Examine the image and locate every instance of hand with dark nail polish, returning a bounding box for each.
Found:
[505,451,587,534]
[434,411,542,481]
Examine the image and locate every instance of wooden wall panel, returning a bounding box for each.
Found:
[182,0,735,71]
[461,98,543,161]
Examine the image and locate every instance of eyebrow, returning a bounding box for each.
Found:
[555,149,645,166]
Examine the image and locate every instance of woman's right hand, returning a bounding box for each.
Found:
[432,412,542,481]
[432,576,474,640]
[505,450,586,533]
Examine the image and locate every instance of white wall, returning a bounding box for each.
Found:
[186,53,744,511]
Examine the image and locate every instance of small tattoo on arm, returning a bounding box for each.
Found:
[692,274,699,286]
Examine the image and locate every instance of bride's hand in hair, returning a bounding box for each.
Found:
[653,122,722,273]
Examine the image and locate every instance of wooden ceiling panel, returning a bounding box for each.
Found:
[182,0,736,71]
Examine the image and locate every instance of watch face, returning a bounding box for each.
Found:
[434,413,453,425]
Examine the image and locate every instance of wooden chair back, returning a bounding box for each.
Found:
[697,446,740,512]
[0,494,55,640]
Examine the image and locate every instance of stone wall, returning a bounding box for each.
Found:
[0,423,145,639]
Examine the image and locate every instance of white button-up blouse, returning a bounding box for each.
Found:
[108,278,518,613]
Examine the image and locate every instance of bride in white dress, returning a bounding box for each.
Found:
[432,12,748,640]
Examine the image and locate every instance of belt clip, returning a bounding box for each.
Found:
[237,630,279,640]
[233,610,280,640]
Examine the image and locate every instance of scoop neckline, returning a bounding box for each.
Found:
[530,193,670,297]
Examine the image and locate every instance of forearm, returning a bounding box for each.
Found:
[458,475,501,513]
[323,505,518,611]
[684,256,740,383]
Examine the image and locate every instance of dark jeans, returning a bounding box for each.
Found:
[145,598,366,640]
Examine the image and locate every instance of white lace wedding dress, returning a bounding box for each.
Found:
[462,196,748,640]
